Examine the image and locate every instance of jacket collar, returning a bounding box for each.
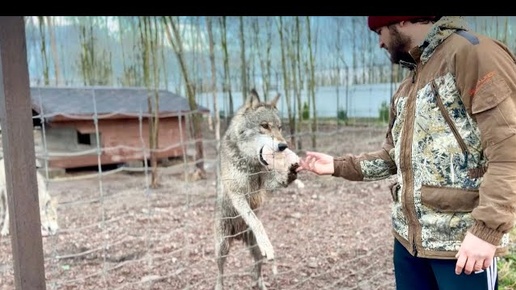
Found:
[419,16,470,64]
[401,16,470,69]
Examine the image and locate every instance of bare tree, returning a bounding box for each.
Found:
[284,16,302,149]
[189,16,206,96]
[137,16,161,188]
[239,16,248,100]
[264,18,274,101]
[206,17,221,147]
[248,17,259,93]
[160,28,169,91]
[351,17,358,85]
[37,16,50,85]
[192,16,212,130]
[118,17,143,87]
[277,17,295,146]
[219,16,234,119]
[76,17,113,86]
[250,17,275,102]
[305,16,317,149]
[163,16,206,178]
[362,19,372,84]
[47,16,61,85]
[330,17,348,125]
[293,16,304,149]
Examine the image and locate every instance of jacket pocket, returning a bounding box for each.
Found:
[421,185,479,213]
[471,77,516,147]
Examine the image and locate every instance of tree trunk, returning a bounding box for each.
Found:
[294,16,303,150]
[305,16,317,149]
[137,16,161,188]
[163,16,205,178]
[47,16,61,85]
[287,18,299,149]
[37,16,50,85]
[277,17,294,146]
[239,16,248,101]
[219,16,233,119]
[206,17,221,150]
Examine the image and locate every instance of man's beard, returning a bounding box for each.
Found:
[387,26,413,64]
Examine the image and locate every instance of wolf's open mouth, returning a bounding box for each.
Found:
[259,146,269,166]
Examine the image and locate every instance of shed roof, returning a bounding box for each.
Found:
[30,86,210,121]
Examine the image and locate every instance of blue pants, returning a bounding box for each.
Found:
[393,239,498,290]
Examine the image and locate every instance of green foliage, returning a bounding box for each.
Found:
[378,100,389,123]
[499,228,516,289]
[302,102,310,120]
[337,107,348,122]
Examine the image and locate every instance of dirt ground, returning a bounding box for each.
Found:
[0,123,397,290]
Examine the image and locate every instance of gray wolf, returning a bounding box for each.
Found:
[0,158,59,237]
[215,89,300,290]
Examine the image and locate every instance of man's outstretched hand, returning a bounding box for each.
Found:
[297,151,335,175]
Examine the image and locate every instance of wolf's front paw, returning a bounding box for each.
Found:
[287,162,299,184]
[1,227,9,236]
[257,237,275,261]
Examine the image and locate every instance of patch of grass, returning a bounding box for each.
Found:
[499,227,516,289]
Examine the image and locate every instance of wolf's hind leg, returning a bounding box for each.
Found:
[215,233,230,290]
[247,231,268,290]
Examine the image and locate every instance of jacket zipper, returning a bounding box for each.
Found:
[399,61,419,256]
[430,81,470,165]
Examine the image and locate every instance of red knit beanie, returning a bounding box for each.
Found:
[368,16,436,31]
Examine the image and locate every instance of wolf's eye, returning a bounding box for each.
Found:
[261,123,270,130]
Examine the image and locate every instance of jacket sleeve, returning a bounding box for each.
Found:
[332,99,397,182]
[455,35,516,245]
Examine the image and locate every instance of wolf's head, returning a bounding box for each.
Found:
[36,172,59,237]
[227,89,288,166]
[39,194,59,237]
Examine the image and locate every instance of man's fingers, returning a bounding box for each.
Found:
[301,157,313,169]
[482,259,492,270]
[298,158,308,170]
[455,254,467,275]
[463,256,476,275]
[473,260,484,272]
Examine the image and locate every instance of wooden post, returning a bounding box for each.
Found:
[0,16,47,289]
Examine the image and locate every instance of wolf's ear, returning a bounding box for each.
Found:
[270,93,280,108]
[246,88,261,109]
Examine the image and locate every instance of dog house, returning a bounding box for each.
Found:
[30,86,209,169]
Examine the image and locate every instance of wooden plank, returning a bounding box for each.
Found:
[0,16,47,289]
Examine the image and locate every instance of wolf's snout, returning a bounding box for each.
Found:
[278,143,288,152]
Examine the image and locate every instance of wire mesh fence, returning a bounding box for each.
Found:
[1,90,515,289]
[0,94,403,289]
[3,15,516,290]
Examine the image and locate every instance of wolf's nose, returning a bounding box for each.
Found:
[278,143,288,151]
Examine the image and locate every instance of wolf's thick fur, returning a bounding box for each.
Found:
[215,89,299,290]
[0,158,59,237]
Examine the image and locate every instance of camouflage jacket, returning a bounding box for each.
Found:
[332,16,516,258]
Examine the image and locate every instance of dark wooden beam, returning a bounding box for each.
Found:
[0,16,47,290]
